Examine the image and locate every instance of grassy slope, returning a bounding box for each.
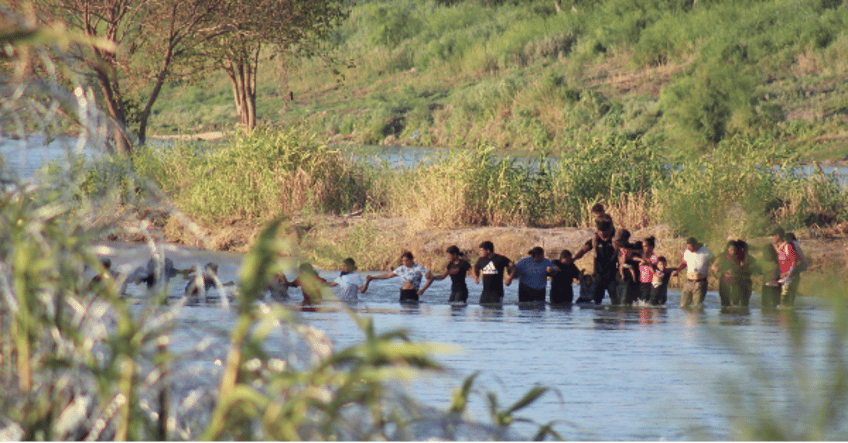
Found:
[149,1,848,162]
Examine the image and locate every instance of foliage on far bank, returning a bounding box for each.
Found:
[124,129,848,249]
[131,129,368,226]
[151,0,848,161]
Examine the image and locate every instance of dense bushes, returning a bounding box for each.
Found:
[130,129,848,242]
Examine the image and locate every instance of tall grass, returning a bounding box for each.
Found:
[2,20,562,441]
[132,129,368,225]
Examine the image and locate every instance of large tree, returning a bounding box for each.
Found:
[13,0,227,155]
[198,0,347,131]
[13,0,345,155]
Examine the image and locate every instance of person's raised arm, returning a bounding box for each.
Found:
[572,241,592,261]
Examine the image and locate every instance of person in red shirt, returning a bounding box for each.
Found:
[771,227,799,307]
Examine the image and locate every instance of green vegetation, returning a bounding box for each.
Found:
[127,128,847,250]
[150,0,848,162]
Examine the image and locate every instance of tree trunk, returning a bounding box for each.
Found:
[138,47,174,146]
[93,65,133,156]
[224,46,260,132]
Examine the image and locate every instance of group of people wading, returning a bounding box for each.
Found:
[261,204,806,309]
[339,204,806,309]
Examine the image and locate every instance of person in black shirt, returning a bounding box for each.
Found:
[472,241,514,304]
[421,245,472,303]
[549,249,581,305]
[572,218,619,305]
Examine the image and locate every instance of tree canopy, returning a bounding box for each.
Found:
[8,0,346,156]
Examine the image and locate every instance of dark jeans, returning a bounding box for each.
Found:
[639,282,653,303]
[480,289,503,304]
[518,283,545,303]
[593,272,619,305]
[400,288,418,302]
[449,287,469,303]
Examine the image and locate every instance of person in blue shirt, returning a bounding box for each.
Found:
[510,246,558,303]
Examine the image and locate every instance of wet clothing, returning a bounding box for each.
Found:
[514,256,554,303]
[392,263,429,290]
[682,245,713,281]
[680,278,707,308]
[400,288,419,302]
[715,253,740,307]
[776,242,799,306]
[549,261,580,305]
[649,270,671,305]
[475,254,511,304]
[514,256,555,291]
[680,245,712,308]
[446,260,471,302]
[334,272,364,302]
[450,288,469,303]
[583,234,618,304]
[518,283,546,303]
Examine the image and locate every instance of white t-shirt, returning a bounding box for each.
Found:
[334,272,365,301]
[683,245,713,280]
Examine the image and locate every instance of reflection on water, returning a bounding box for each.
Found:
[97,242,836,441]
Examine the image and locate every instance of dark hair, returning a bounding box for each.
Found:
[596,219,612,232]
[786,232,797,242]
[591,203,605,214]
[528,246,544,256]
[614,228,631,242]
[686,237,699,247]
[771,227,786,240]
[560,249,572,259]
[343,257,357,270]
[479,241,494,252]
[446,245,464,257]
[657,256,667,263]
[644,236,656,248]
[400,251,414,261]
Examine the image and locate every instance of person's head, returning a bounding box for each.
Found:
[479,241,494,258]
[591,203,606,217]
[583,273,593,284]
[771,227,786,243]
[725,240,737,256]
[100,257,112,270]
[685,237,700,252]
[446,245,463,260]
[736,239,747,256]
[595,218,612,234]
[400,251,414,266]
[643,236,656,250]
[559,249,573,264]
[528,246,545,262]
[342,257,357,273]
[656,256,667,271]
[205,262,218,274]
[614,228,631,243]
[786,232,797,242]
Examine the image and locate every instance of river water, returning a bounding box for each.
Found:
[3,137,844,439]
[99,241,838,441]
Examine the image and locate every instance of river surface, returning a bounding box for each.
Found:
[3,137,844,439]
[99,241,838,441]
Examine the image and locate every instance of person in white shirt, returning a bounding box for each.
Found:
[326,257,366,302]
[673,237,713,309]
